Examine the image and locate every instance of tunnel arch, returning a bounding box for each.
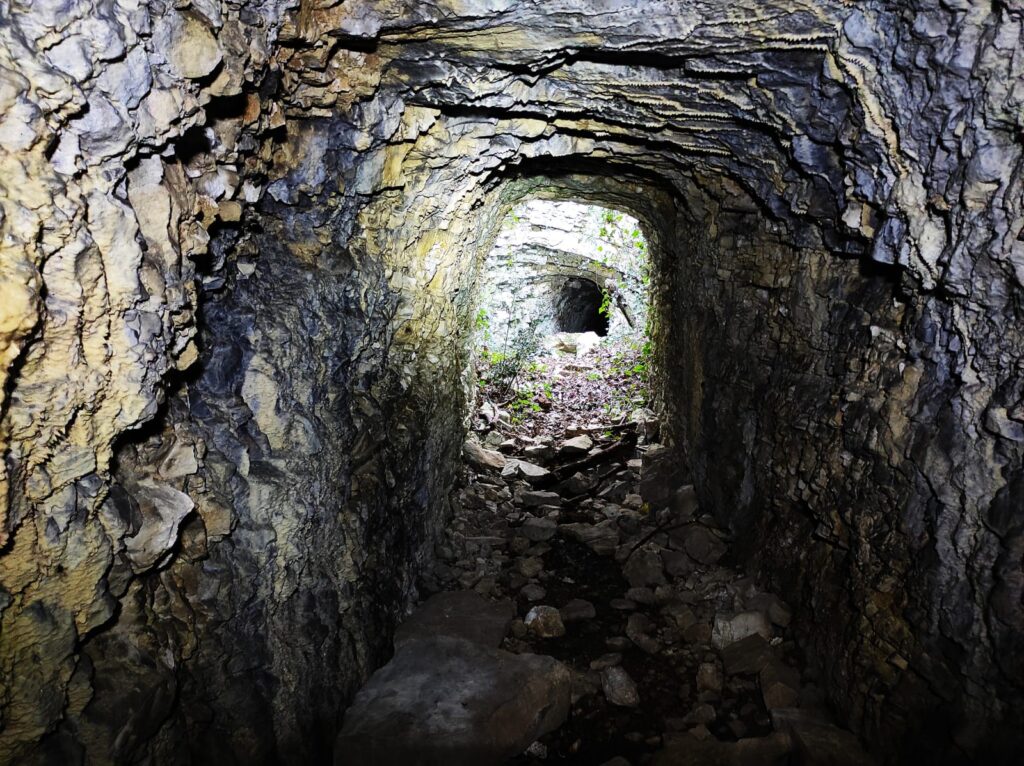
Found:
[2,2,1022,764]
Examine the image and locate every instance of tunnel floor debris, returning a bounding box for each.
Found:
[339,337,877,766]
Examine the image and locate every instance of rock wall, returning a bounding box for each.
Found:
[0,2,295,761]
[0,0,1021,763]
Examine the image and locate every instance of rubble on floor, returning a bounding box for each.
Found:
[369,343,875,765]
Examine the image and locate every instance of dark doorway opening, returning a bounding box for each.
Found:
[554,278,609,336]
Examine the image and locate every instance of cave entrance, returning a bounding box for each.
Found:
[554,277,609,336]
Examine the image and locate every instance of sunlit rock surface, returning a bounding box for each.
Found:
[478,200,649,344]
[0,0,1021,763]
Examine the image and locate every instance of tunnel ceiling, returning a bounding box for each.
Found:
[1,1,1023,764]
[273,0,1022,291]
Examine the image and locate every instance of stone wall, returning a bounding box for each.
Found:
[654,183,1024,762]
[0,0,1021,763]
[478,200,649,349]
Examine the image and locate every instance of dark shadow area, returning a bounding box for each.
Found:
[554,278,609,336]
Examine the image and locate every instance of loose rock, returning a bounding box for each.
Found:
[601,666,640,707]
[524,606,566,638]
[336,637,570,765]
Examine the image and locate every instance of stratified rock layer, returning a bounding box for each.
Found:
[0,1,1021,764]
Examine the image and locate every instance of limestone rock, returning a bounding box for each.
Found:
[524,605,566,638]
[560,520,620,556]
[501,459,552,485]
[559,435,593,457]
[711,612,772,650]
[759,660,801,710]
[2,0,1023,761]
[124,480,194,572]
[721,634,774,676]
[464,441,507,471]
[336,636,571,766]
[601,666,640,708]
[520,490,561,508]
[639,444,684,507]
[521,516,558,542]
[156,12,222,80]
[622,548,666,588]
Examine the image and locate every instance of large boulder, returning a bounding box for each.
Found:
[335,636,571,766]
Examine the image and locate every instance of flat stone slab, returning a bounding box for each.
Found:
[560,520,619,556]
[464,440,507,471]
[711,610,772,650]
[721,633,774,676]
[501,459,552,484]
[394,591,514,649]
[336,636,571,766]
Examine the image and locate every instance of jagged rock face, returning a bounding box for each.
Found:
[0,1,1021,764]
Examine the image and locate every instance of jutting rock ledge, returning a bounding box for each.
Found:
[0,1,1022,764]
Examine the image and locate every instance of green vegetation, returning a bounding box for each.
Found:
[479,316,543,400]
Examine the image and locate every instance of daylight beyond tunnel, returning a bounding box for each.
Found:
[1,2,1022,765]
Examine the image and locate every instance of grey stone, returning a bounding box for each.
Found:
[638,444,684,507]
[590,653,622,670]
[601,666,640,707]
[711,611,772,650]
[559,434,593,456]
[661,549,693,578]
[124,480,195,572]
[626,612,660,654]
[520,490,561,507]
[524,444,555,462]
[561,471,596,495]
[521,516,558,541]
[662,604,698,631]
[747,593,793,628]
[759,660,801,710]
[622,549,666,588]
[516,556,544,579]
[502,459,552,485]
[560,520,619,556]
[771,708,877,766]
[154,12,222,80]
[625,587,658,605]
[520,583,546,602]
[524,605,566,638]
[559,598,596,623]
[464,440,507,471]
[682,703,716,725]
[696,662,723,694]
[336,636,571,766]
[679,526,727,566]
[721,634,774,676]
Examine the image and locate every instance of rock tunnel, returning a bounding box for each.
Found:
[0,1,1022,764]
[554,278,609,337]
